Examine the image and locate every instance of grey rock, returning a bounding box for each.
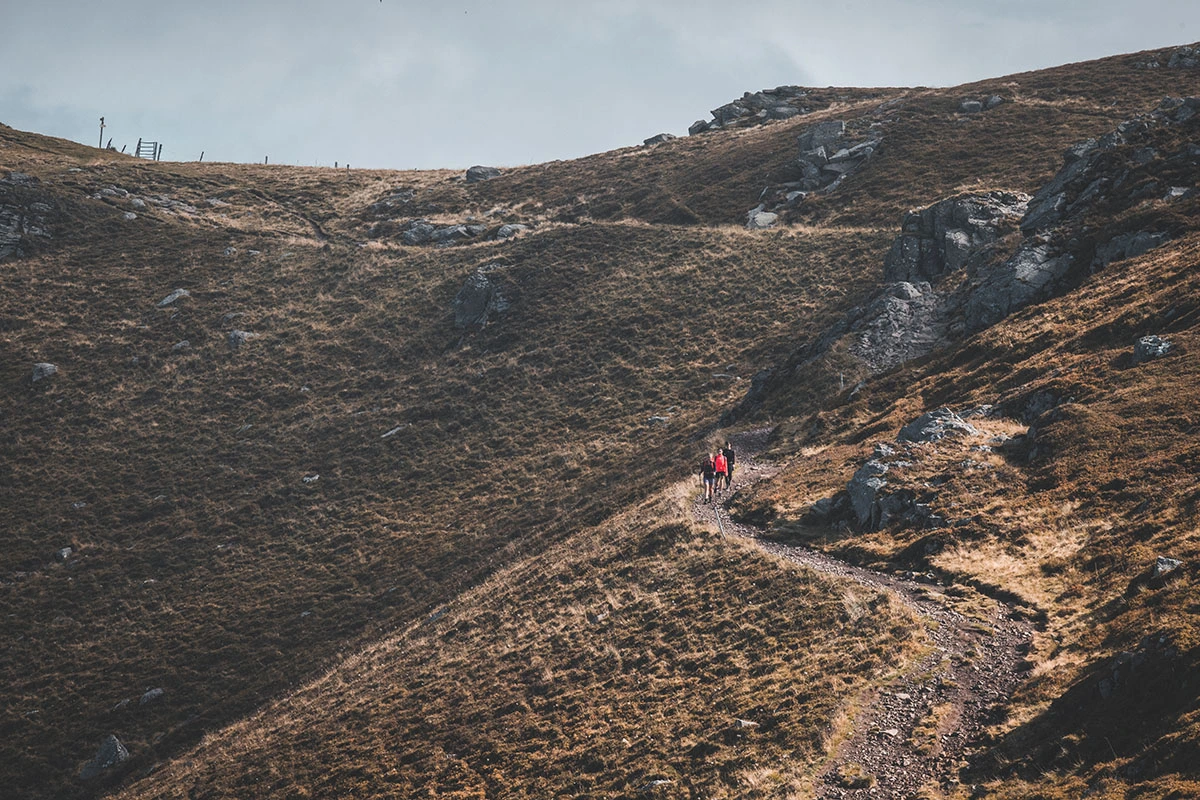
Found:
[768,105,801,120]
[1021,191,1068,233]
[172,340,190,352]
[959,99,983,113]
[1134,335,1172,363]
[1093,231,1169,269]
[643,133,676,146]
[56,547,73,561]
[1154,556,1183,577]
[32,362,57,382]
[898,408,978,443]
[848,282,948,373]
[228,330,256,350]
[139,687,164,705]
[963,244,1074,331]
[122,212,137,221]
[848,460,889,527]
[711,101,749,124]
[984,95,1004,110]
[400,220,436,245]
[1168,46,1199,68]
[465,165,501,183]
[746,209,778,230]
[79,735,129,780]
[688,120,710,135]
[157,288,191,307]
[495,223,528,240]
[453,266,511,329]
[883,191,1029,284]
[2,171,39,185]
[130,198,146,209]
[429,225,472,244]
[797,120,845,152]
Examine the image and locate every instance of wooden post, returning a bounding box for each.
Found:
[98,117,105,148]
[199,151,204,162]
[265,156,268,165]
[157,143,163,161]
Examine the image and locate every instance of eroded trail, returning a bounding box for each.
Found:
[693,429,1032,799]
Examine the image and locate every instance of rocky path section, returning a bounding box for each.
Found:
[693,429,1031,798]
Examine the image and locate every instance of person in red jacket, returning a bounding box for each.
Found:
[698,453,717,503]
[713,449,728,494]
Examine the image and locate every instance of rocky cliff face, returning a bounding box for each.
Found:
[726,96,1199,424]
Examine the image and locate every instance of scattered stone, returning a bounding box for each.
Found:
[157,288,190,307]
[56,547,73,561]
[32,362,57,382]
[400,220,436,245]
[798,120,845,152]
[734,719,759,729]
[223,246,237,257]
[228,330,256,350]
[1153,556,1183,577]
[79,734,129,780]
[643,133,676,146]
[130,198,146,209]
[172,340,190,352]
[1134,335,1172,363]
[381,425,406,439]
[465,165,501,183]
[122,212,137,221]
[139,687,164,705]
[2,171,39,185]
[302,474,320,484]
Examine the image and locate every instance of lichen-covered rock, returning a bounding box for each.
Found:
[453,266,511,329]
[32,362,57,382]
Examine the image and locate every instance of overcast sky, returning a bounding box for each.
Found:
[3,1,1198,169]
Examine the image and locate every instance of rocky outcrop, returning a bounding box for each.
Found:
[1,173,53,260]
[898,408,979,443]
[883,192,1029,284]
[1134,335,1172,363]
[727,96,1200,422]
[751,121,883,219]
[689,86,813,135]
[643,133,676,146]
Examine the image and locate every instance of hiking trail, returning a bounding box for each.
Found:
[693,428,1032,799]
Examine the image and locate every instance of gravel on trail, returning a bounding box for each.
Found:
[693,428,1032,799]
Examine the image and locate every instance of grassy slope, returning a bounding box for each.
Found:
[1,42,1197,800]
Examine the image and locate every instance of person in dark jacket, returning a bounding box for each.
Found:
[698,453,717,503]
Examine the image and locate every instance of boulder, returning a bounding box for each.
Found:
[1168,46,1199,68]
[688,120,710,136]
[746,209,778,230]
[228,330,256,350]
[959,99,984,113]
[400,220,436,245]
[495,223,528,240]
[848,460,888,527]
[984,95,1004,110]
[157,288,190,307]
[139,687,164,705]
[1134,335,1172,363]
[643,133,676,146]
[797,120,845,152]
[79,734,129,780]
[453,266,511,329]
[898,408,978,443]
[465,165,501,183]
[768,105,801,120]
[847,281,947,373]
[32,362,57,382]
[1093,231,1169,269]
[1153,556,1183,577]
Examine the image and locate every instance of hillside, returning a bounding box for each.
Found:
[2,42,1199,800]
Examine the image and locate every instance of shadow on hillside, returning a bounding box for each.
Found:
[971,636,1200,785]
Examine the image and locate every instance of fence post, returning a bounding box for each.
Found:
[98,117,105,148]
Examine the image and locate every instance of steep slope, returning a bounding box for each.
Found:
[2,40,1199,800]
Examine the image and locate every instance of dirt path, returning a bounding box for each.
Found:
[694,428,1032,799]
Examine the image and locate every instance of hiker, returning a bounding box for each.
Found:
[713,449,728,494]
[698,452,717,502]
[721,441,736,490]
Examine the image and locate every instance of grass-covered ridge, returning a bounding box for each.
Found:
[3,39,1200,800]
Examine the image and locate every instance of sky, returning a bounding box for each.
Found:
[2,1,1198,170]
